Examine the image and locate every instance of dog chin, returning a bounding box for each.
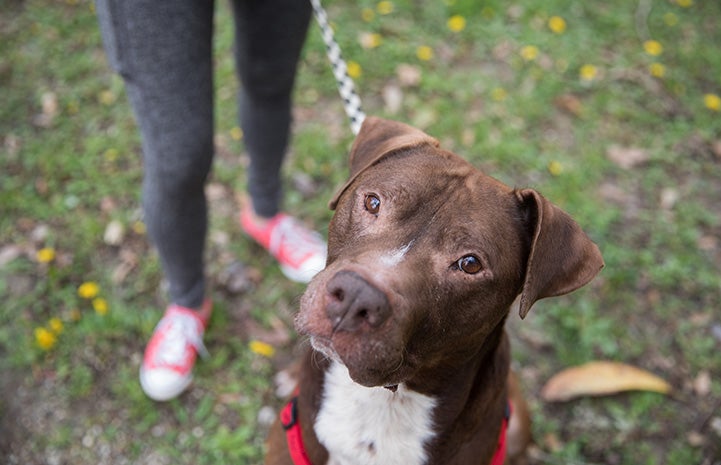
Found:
[310,337,405,388]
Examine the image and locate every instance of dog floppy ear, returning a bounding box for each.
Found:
[329,116,439,209]
[516,189,604,319]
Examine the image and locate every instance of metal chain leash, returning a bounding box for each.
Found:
[309,0,366,135]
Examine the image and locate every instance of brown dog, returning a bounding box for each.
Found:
[265,117,604,465]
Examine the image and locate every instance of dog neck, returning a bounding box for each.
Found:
[314,362,438,465]
[313,322,510,465]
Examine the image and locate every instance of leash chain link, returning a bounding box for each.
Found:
[309,0,366,135]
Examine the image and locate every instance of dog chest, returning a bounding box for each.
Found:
[314,362,437,465]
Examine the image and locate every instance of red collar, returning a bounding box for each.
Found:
[281,391,511,465]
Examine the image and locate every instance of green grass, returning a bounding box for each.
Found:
[2,0,720,463]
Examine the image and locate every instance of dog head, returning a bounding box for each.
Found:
[296,117,604,388]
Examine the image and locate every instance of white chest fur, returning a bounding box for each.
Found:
[314,362,438,465]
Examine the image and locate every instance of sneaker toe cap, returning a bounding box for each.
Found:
[139,367,192,401]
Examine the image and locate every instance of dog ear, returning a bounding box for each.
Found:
[329,117,439,209]
[516,189,604,319]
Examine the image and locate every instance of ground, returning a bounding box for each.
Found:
[1,0,720,464]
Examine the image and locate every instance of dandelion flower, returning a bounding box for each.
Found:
[376,1,393,15]
[520,45,539,62]
[548,16,566,34]
[35,327,57,351]
[104,148,119,161]
[132,220,146,235]
[230,127,243,141]
[663,13,678,26]
[49,317,64,334]
[347,61,362,79]
[579,64,599,82]
[360,32,382,49]
[491,87,507,102]
[78,281,100,299]
[249,340,276,358]
[98,90,116,105]
[416,45,433,61]
[676,0,693,7]
[649,63,666,78]
[447,15,466,33]
[548,161,564,176]
[361,8,375,22]
[704,93,721,112]
[643,40,663,56]
[36,247,55,263]
[92,298,108,316]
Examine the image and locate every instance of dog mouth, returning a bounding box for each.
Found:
[308,334,407,389]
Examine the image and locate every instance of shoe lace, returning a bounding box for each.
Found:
[154,313,209,366]
[270,217,326,265]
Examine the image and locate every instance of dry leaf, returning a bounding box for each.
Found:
[606,145,650,170]
[541,361,672,402]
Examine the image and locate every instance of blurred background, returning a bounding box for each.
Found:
[1,0,719,463]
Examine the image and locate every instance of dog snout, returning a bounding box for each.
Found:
[325,271,390,332]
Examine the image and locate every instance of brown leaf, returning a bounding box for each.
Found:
[554,94,584,117]
[606,145,650,170]
[541,361,672,402]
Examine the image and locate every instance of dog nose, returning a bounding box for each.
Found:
[326,271,391,332]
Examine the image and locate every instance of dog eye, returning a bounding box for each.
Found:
[364,194,381,214]
[457,255,483,274]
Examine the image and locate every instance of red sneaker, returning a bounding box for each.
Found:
[241,209,327,283]
[139,300,211,401]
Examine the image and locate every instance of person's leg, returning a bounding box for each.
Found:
[231,0,326,284]
[96,0,215,309]
[95,0,215,401]
[230,0,312,218]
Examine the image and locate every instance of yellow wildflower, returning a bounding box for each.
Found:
[643,40,663,56]
[579,64,599,82]
[447,15,466,33]
[360,32,382,49]
[132,220,146,235]
[664,13,678,26]
[92,298,109,316]
[362,8,375,22]
[36,247,56,263]
[230,127,243,141]
[347,61,362,79]
[104,148,119,161]
[676,0,693,7]
[35,327,57,351]
[548,16,566,34]
[520,45,539,62]
[376,1,393,15]
[704,93,721,112]
[49,317,64,334]
[548,161,563,176]
[98,90,116,105]
[649,63,666,78]
[416,45,433,61]
[490,87,507,102]
[78,281,100,299]
[249,340,276,358]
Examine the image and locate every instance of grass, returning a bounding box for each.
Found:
[1,0,720,463]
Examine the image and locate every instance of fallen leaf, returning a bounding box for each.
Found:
[692,371,711,397]
[554,94,584,117]
[382,83,403,114]
[606,145,650,170]
[396,63,422,87]
[541,361,672,402]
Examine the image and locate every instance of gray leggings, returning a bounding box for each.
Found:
[96,0,311,308]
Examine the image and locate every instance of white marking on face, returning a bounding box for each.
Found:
[315,362,437,465]
[379,240,414,267]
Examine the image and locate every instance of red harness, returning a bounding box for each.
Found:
[281,392,511,465]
